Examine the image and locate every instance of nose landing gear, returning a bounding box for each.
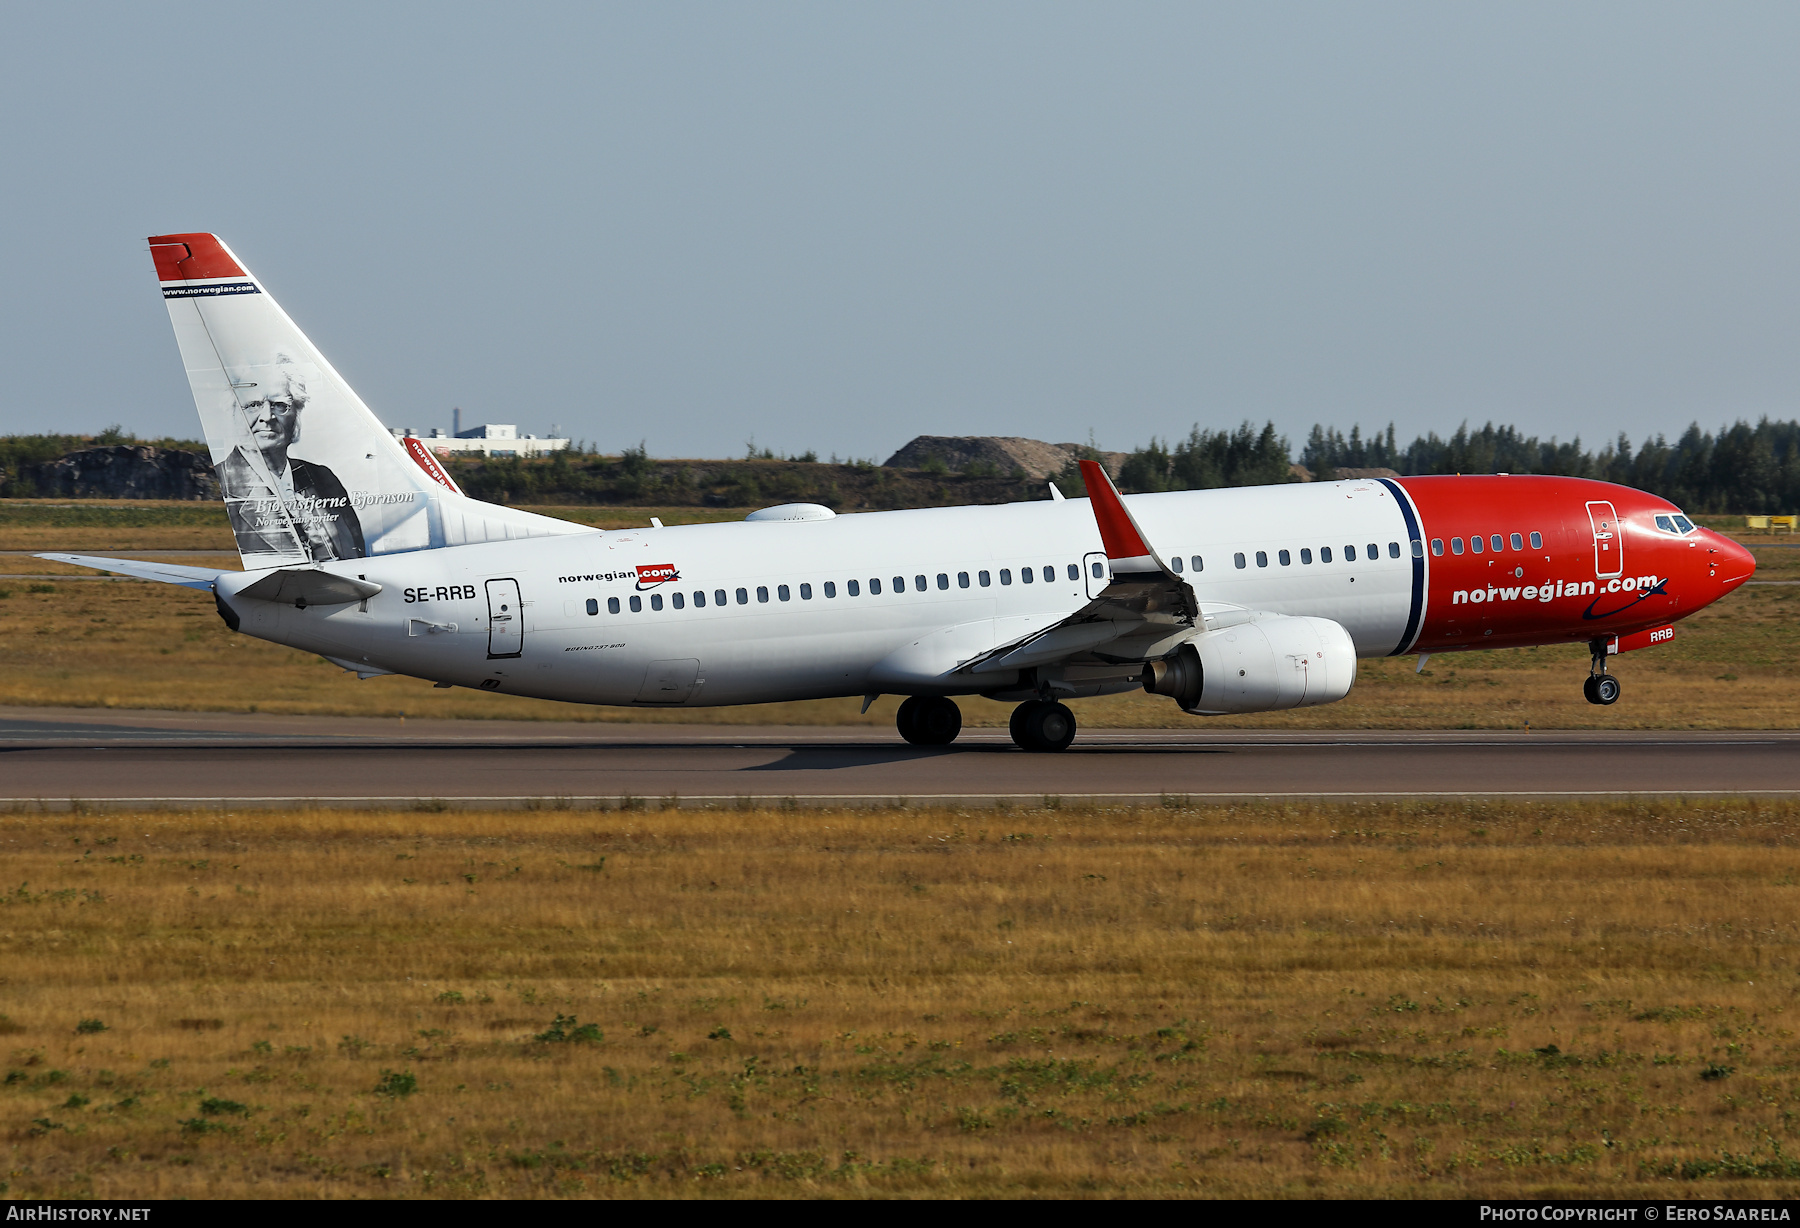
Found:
[1009,699,1078,752]
[1584,638,1621,705]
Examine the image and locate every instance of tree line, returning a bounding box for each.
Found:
[4,418,1800,513]
[1111,418,1800,513]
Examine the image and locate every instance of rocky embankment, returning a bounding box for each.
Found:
[3,445,220,500]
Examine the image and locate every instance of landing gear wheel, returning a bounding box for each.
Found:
[1009,700,1042,746]
[897,695,962,746]
[1583,675,1621,705]
[1013,700,1077,753]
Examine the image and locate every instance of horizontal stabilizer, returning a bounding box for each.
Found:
[35,553,223,591]
[234,568,382,607]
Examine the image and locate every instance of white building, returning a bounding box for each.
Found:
[390,420,571,458]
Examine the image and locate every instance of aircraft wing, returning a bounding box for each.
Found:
[36,553,225,592]
[961,460,1201,675]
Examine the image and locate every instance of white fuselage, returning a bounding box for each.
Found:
[217,480,1420,707]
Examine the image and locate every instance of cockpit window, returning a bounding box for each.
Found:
[1655,515,1676,533]
[1673,515,1695,533]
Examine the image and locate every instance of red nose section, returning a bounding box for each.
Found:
[1712,531,1756,588]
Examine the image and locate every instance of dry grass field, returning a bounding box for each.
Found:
[0,500,1793,728]
[4,798,1800,1199]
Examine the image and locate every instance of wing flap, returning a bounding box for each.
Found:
[955,465,1201,678]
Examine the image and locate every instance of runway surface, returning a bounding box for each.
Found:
[0,706,1795,808]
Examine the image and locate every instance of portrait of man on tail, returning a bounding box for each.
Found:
[217,356,366,563]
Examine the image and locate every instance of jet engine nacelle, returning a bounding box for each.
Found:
[1141,615,1357,715]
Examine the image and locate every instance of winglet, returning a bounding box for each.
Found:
[400,436,463,494]
[1078,459,1161,573]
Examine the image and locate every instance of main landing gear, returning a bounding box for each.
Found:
[1009,699,1078,753]
[897,695,963,746]
[1584,638,1621,706]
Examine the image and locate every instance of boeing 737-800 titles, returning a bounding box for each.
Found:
[43,233,1757,751]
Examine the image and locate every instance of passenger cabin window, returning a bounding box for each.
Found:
[630,595,642,612]
[937,574,949,590]
[1410,540,1423,558]
[1234,552,1246,569]
[870,578,882,594]
[999,569,1012,585]
[672,592,685,609]
[607,597,620,614]
[1088,561,1102,578]
[1191,555,1203,572]
[585,598,598,615]
[1529,531,1544,548]
[714,589,727,606]
[1450,538,1463,555]
[1321,546,1333,563]
[1510,533,1523,551]
[893,576,905,592]
[915,575,926,591]
[1366,542,1378,559]
[824,581,837,598]
[800,583,812,599]
[756,586,769,603]
[1469,536,1483,554]
[1490,535,1503,552]
[736,587,749,605]
[978,570,991,586]
[847,580,859,596]
[651,593,663,610]
[1388,541,1401,558]
[1170,557,1182,573]
[1067,564,1079,581]
[1255,551,1268,567]
[1431,539,1444,556]
[957,572,970,588]
[1278,549,1291,566]
[1344,545,1357,561]
[1301,548,1313,564]
[777,585,790,601]
[694,591,707,607]
[1021,567,1034,584]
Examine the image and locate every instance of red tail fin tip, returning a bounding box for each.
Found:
[148,233,244,282]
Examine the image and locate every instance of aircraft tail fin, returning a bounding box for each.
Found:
[149,233,587,570]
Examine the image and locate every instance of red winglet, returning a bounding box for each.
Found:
[1078,458,1159,570]
[401,436,463,494]
[148,233,245,282]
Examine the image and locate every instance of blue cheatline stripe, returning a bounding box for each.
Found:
[1379,477,1426,655]
[161,282,260,299]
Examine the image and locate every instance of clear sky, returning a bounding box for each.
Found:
[3,2,1798,461]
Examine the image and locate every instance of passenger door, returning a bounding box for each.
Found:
[485,578,523,658]
[1586,502,1623,579]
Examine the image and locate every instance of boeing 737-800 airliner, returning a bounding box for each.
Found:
[43,234,1757,751]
